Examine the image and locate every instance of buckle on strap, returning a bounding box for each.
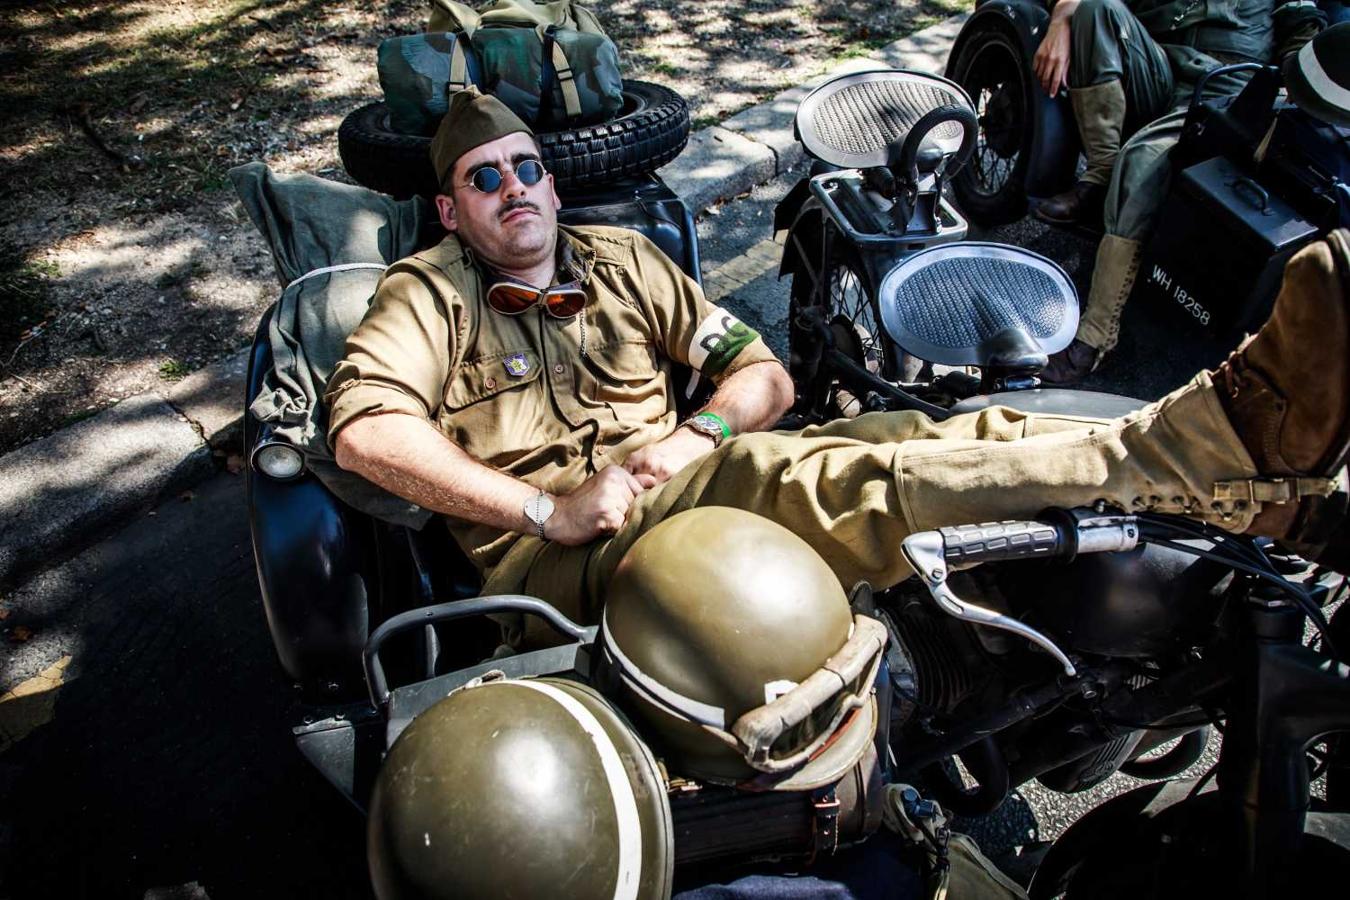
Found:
[1213,477,1338,504]
[809,786,841,861]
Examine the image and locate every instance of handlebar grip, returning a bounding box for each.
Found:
[938,520,1064,564]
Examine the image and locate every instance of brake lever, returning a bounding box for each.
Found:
[900,513,1141,678]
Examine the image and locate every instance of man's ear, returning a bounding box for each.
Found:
[435,194,458,232]
[548,173,561,212]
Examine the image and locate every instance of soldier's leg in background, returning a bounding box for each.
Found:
[1039,0,1173,226]
[1066,0,1173,184]
[1075,109,1187,354]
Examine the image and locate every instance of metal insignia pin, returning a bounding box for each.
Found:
[504,353,530,377]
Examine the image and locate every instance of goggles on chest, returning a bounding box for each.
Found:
[486,277,587,319]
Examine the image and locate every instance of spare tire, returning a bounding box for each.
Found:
[338,80,690,198]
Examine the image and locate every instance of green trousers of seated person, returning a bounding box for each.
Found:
[483,371,1257,645]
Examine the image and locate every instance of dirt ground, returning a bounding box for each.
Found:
[0,0,968,455]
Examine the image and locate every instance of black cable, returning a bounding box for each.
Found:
[1136,512,1271,569]
[1137,524,1341,660]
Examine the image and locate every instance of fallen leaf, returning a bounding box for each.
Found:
[9,625,33,643]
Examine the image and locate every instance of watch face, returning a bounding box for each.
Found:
[526,493,555,524]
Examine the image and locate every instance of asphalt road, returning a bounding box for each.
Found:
[0,171,1241,898]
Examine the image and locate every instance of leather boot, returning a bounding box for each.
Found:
[1040,339,1100,386]
[1035,182,1105,226]
[1033,80,1127,227]
[1077,235,1143,355]
[1213,229,1350,550]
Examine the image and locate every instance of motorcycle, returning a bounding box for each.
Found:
[241,66,1350,897]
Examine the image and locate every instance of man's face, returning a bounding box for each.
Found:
[435,132,562,274]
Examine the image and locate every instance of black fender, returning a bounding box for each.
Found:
[244,314,379,696]
[945,0,1080,199]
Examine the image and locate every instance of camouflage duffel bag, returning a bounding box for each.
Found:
[377,26,624,135]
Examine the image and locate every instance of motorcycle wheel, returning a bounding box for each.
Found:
[786,239,887,417]
[949,21,1034,226]
[337,80,690,199]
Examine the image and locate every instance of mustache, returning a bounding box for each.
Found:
[498,199,540,220]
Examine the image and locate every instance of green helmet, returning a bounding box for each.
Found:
[367,676,673,900]
[599,507,886,791]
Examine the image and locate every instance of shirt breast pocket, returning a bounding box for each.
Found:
[583,340,663,406]
[439,350,547,463]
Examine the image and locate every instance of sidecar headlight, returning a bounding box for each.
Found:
[251,440,305,481]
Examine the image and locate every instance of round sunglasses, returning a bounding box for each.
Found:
[486,277,587,319]
[462,158,547,194]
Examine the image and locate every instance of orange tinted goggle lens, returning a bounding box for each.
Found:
[544,287,587,318]
[487,282,541,315]
[487,281,586,318]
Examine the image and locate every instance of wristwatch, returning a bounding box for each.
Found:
[523,490,555,540]
[681,412,731,448]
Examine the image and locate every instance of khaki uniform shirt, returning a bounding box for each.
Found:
[325,224,780,574]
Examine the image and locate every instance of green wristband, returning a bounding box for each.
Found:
[701,412,731,440]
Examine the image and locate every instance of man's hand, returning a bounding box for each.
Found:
[622,426,716,485]
[548,465,658,546]
[1033,0,1080,97]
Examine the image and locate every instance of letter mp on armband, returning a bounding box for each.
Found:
[687,308,759,379]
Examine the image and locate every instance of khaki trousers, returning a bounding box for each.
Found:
[484,373,1257,632]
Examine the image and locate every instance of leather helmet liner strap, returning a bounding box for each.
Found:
[603,613,887,774]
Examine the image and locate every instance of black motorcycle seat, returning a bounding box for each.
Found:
[795,69,973,170]
[877,242,1080,367]
[950,389,1145,419]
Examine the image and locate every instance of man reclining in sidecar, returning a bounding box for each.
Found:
[330,87,1350,638]
[308,87,1350,899]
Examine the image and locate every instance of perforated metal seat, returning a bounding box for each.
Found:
[795,70,974,169]
[877,242,1079,367]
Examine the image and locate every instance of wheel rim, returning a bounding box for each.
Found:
[963,39,1027,199]
[829,263,884,375]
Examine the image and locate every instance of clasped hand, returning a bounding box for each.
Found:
[547,428,716,545]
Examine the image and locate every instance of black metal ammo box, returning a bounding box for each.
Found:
[245,173,702,702]
[1137,153,1320,334]
[1136,65,1348,336]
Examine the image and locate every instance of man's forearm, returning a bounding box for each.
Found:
[701,360,795,434]
[333,413,536,532]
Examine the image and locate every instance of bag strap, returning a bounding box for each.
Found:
[540,24,583,119]
[431,0,481,37]
[448,31,471,95]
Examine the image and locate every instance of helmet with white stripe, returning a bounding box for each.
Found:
[367,676,673,900]
[598,507,886,792]
[1284,22,1350,128]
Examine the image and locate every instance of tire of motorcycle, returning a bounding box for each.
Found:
[337,80,690,199]
[948,20,1034,226]
[785,230,894,415]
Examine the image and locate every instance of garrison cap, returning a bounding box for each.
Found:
[1283,23,1350,128]
[429,86,534,192]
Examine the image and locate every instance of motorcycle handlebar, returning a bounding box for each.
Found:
[937,509,1140,567]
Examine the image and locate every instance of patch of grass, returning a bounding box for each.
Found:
[59,408,101,428]
[648,60,680,77]
[0,248,60,343]
[158,358,192,381]
[692,113,720,131]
